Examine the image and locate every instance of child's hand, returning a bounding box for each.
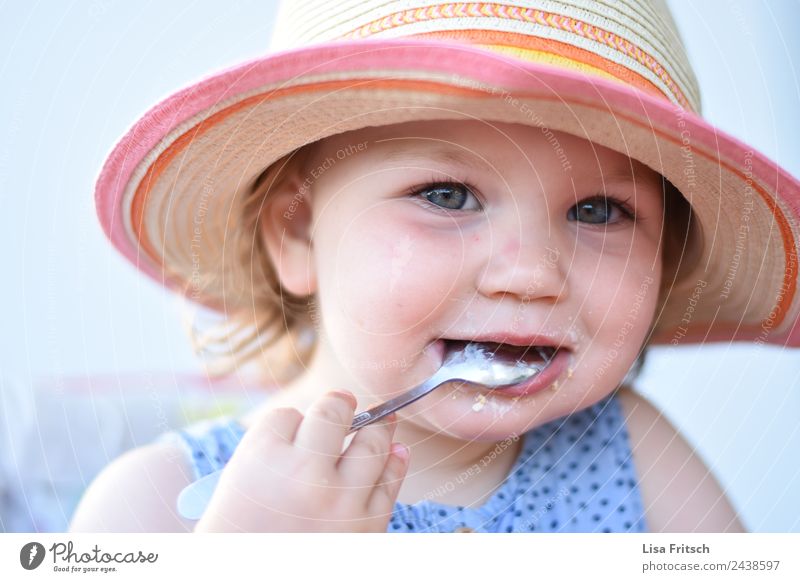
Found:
[193,390,410,532]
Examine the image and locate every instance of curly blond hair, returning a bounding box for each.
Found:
[186,140,698,386]
[183,144,318,385]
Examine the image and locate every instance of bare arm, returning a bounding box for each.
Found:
[68,443,198,533]
[616,386,746,532]
[70,391,408,533]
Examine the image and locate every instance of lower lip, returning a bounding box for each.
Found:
[488,347,572,397]
[427,339,572,398]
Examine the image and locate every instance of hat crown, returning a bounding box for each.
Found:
[269,0,701,112]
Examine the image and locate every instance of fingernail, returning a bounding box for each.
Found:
[391,443,409,461]
[329,390,357,406]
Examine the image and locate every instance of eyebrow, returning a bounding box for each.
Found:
[374,139,498,174]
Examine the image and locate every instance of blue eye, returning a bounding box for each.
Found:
[406,181,635,224]
[568,195,635,225]
[409,180,482,212]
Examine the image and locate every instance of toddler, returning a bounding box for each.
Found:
[71,0,799,533]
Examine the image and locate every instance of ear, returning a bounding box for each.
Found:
[258,171,316,297]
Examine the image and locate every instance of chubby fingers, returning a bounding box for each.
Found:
[240,405,304,454]
[292,390,358,463]
[337,410,401,488]
[367,441,410,514]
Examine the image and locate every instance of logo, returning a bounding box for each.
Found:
[18,540,159,574]
[20,542,46,570]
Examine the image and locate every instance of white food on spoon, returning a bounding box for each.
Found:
[439,340,554,416]
[444,340,551,386]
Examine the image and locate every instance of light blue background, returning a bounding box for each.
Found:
[1,1,798,532]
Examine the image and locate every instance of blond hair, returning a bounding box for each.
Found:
[185,144,318,385]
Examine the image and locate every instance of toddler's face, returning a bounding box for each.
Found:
[274,120,663,441]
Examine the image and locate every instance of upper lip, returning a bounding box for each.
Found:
[440,332,571,352]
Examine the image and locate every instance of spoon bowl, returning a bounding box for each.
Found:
[347,341,544,433]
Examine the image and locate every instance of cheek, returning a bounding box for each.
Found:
[598,268,660,342]
[316,206,466,336]
[574,225,661,312]
[573,233,661,373]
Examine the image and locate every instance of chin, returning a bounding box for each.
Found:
[396,379,558,442]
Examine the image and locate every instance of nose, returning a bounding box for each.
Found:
[475,225,567,304]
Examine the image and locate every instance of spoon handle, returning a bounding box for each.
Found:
[348,370,457,434]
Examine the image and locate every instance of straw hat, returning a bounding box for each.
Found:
[95,0,800,347]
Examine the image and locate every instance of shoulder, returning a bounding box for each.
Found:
[68,441,198,533]
[615,386,746,532]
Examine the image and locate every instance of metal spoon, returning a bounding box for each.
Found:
[176,341,544,520]
[348,340,544,433]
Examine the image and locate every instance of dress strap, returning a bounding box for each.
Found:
[156,416,246,481]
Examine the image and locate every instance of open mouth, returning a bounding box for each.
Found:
[442,339,559,368]
[433,338,572,398]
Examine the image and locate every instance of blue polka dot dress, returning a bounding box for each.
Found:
[158,391,647,532]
